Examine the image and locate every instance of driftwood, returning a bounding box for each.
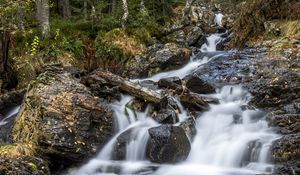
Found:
[93,69,162,103]
[91,69,218,109]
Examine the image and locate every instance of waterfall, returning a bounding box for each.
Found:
[215,13,224,27]
[69,28,280,175]
[0,106,20,126]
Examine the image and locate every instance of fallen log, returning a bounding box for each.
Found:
[92,69,162,103]
[90,69,218,108]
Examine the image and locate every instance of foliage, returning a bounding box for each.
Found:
[30,36,40,55]
[0,0,35,32]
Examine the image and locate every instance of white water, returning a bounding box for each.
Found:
[215,13,224,27]
[200,34,223,52]
[69,31,280,175]
[0,106,20,126]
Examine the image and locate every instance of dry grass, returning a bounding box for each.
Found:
[230,0,300,48]
[279,20,300,37]
[12,97,41,145]
[0,143,36,158]
[105,29,146,56]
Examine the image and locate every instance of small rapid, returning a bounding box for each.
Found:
[69,14,280,175]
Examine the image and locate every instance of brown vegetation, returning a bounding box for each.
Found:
[230,0,300,48]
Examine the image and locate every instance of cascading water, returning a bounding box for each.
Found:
[69,14,280,175]
[215,13,224,27]
[0,106,20,126]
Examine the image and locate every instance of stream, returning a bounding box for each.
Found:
[68,18,281,175]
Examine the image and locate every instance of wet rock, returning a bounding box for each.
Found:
[112,129,132,160]
[0,156,50,175]
[81,74,121,101]
[146,125,191,163]
[162,30,186,47]
[151,108,179,124]
[158,95,180,112]
[0,144,50,175]
[12,67,114,166]
[189,6,215,26]
[274,160,300,175]
[0,89,25,114]
[126,98,148,113]
[179,117,197,140]
[272,134,300,163]
[125,43,191,78]
[186,26,204,46]
[179,92,218,112]
[158,77,182,92]
[184,73,216,94]
[113,126,150,161]
[268,114,300,134]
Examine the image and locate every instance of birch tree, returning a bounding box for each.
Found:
[121,0,129,27]
[140,0,148,16]
[36,0,50,38]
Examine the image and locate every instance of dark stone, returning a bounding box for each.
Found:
[272,134,300,163]
[151,108,179,124]
[186,26,204,46]
[0,155,50,175]
[0,89,25,114]
[179,93,217,112]
[274,160,300,175]
[126,98,148,112]
[124,43,191,78]
[184,74,216,94]
[112,129,133,160]
[81,74,121,101]
[179,117,197,140]
[146,125,191,163]
[158,77,182,89]
[159,96,180,112]
[267,114,300,134]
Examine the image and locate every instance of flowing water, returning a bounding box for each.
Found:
[69,16,280,175]
[0,106,20,126]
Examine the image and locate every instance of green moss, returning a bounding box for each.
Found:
[148,67,161,76]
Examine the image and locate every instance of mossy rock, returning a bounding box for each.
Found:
[0,143,50,175]
[12,67,114,166]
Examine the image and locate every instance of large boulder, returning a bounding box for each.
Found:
[125,43,191,78]
[186,26,204,46]
[12,67,114,166]
[146,125,191,163]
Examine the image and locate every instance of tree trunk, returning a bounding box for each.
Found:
[57,0,71,19]
[92,69,162,103]
[121,0,129,27]
[112,0,117,15]
[0,31,10,74]
[36,0,50,38]
[84,1,88,20]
